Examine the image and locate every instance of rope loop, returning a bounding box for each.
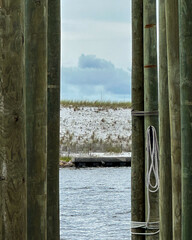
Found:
[131,126,160,236]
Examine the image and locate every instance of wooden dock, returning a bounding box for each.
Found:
[72,157,131,168]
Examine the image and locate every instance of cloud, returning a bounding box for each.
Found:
[61,0,132,69]
[61,20,132,69]
[61,0,131,23]
[61,20,131,41]
[78,54,114,69]
[61,55,131,101]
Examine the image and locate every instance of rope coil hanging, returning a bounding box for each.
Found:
[131,126,160,236]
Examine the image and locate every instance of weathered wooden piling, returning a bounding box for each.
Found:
[25,0,48,239]
[179,0,192,239]
[47,0,61,239]
[143,0,158,238]
[159,1,172,239]
[0,0,27,239]
[131,0,145,237]
[165,0,181,238]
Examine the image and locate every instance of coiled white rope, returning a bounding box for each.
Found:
[131,126,160,236]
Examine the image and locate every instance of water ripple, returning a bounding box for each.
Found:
[60,167,131,240]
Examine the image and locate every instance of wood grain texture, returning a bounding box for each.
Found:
[47,0,60,239]
[143,0,159,238]
[0,0,27,239]
[159,1,172,239]
[25,0,48,239]
[165,0,181,239]
[179,0,192,239]
[131,0,145,238]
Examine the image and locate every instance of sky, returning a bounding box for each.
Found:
[61,0,132,102]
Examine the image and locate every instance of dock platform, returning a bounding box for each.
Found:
[72,157,131,168]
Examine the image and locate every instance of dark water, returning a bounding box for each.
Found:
[60,167,131,240]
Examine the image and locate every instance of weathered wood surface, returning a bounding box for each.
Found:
[131,0,145,238]
[179,0,192,239]
[0,0,27,239]
[25,0,47,239]
[143,0,159,238]
[159,0,172,239]
[165,0,181,239]
[47,0,60,239]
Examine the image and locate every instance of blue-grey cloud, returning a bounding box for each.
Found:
[61,55,131,101]
[78,54,114,69]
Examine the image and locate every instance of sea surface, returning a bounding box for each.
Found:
[60,167,131,240]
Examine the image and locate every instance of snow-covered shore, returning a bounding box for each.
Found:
[60,106,132,156]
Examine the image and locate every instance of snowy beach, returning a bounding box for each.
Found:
[60,106,132,157]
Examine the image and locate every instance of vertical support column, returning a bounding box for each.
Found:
[159,0,172,239]
[0,0,27,239]
[179,0,192,239]
[165,0,181,239]
[131,0,145,238]
[143,0,158,238]
[25,0,48,239]
[47,0,60,239]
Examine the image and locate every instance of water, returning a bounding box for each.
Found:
[60,167,131,240]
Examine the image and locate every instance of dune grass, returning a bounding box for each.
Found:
[60,100,131,109]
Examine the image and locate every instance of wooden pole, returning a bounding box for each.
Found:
[0,0,27,239]
[143,0,158,238]
[131,0,145,237]
[25,0,48,239]
[165,0,181,239]
[159,0,172,239]
[47,0,60,239]
[179,1,192,239]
